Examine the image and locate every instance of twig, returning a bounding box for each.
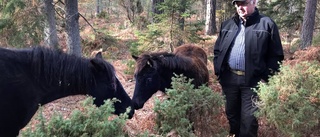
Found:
[54,0,97,33]
[78,13,97,33]
[53,2,65,19]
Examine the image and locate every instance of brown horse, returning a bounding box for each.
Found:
[174,44,207,64]
[131,44,209,109]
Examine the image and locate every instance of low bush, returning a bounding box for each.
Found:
[20,97,129,137]
[154,74,225,136]
[256,61,320,137]
[124,59,136,75]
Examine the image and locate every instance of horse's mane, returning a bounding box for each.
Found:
[28,47,115,91]
[135,52,194,74]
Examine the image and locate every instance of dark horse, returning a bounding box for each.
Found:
[0,46,134,137]
[131,44,209,109]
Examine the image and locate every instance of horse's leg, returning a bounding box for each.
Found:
[0,92,22,137]
[0,106,32,137]
[0,87,39,137]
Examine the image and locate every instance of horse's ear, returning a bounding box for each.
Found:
[90,58,105,71]
[95,52,103,59]
[132,55,139,61]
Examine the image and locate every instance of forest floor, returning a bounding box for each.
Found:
[22,17,320,137]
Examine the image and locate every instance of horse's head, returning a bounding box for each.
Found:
[131,54,167,110]
[89,53,134,118]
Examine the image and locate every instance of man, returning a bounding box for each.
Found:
[213,0,284,136]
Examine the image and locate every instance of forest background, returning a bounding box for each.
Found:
[0,0,319,137]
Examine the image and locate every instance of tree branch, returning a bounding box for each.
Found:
[54,0,97,33]
[78,13,97,33]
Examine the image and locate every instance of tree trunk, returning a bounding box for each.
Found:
[65,0,82,56]
[176,0,187,46]
[200,0,206,20]
[44,0,59,49]
[151,0,164,22]
[205,0,217,35]
[300,0,317,49]
[178,0,186,31]
[96,0,101,16]
[136,0,143,14]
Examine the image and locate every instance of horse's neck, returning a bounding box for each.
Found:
[161,57,193,77]
[36,61,92,105]
[159,69,175,92]
[158,68,188,90]
[159,56,197,91]
[39,87,68,105]
[39,82,88,105]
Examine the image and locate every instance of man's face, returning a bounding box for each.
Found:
[234,0,256,18]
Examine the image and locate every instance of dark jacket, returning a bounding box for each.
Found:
[213,8,284,86]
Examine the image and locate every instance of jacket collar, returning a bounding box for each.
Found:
[233,8,260,26]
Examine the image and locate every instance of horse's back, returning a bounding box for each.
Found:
[173,44,207,64]
[0,47,31,65]
[0,47,32,79]
[173,44,209,86]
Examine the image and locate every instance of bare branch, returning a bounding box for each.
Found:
[53,0,96,33]
[78,13,97,33]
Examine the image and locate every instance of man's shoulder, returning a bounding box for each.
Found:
[223,17,236,23]
[254,14,279,29]
[258,14,275,23]
[221,17,237,27]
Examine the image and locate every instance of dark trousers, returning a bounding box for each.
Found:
[220,70,259,137]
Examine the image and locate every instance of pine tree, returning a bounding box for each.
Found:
[300,0,317,49]
[0,0,44,47]
[259,0,305,42]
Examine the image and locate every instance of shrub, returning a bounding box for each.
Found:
[255,61,320,137]
[128,40,142,57]
[124,59,136,75]
[154,74,225,136]
[96,11,109,20]
[20,97,129,137]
